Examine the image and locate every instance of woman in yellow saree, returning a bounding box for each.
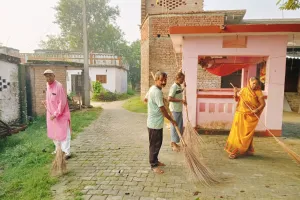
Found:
[225,77,266,159]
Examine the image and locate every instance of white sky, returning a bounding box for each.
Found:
[0,0,299,52]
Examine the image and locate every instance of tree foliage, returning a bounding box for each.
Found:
[40,0,124,52]
[118,40,141,90]
[40,0,141,91]
[39,35,70,50]
[277,0,300,10]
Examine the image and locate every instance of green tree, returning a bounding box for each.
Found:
[39,35,70,50]
[277,0,300,10]
[40,0,124,52]
[118,40,141,91]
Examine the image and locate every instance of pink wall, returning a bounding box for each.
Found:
[182,35,288,133]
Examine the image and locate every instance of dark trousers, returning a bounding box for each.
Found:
[148,128,163,169]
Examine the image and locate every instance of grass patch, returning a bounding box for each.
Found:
[122,96,147,113]
[0,108,102,200]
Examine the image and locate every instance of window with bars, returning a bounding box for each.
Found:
[96,75,107,84]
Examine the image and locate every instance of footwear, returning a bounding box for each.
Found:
[158,161,166,166]
[65,154,71,160]
[152,167,164,174]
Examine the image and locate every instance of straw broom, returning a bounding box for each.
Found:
[151,72,219,186]
[42,102,67,176]
[230,83,300,165]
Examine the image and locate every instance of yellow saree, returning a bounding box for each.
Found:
[225,85,264,157]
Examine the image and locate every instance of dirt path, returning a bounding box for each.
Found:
[52,101,300,200]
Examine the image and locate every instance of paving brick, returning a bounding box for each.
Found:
[87,189,104,195]
[123,181,138,186]
[143,186,159,192]
[102,190,119,195]
[89,195,108,200]
[139,197,155,200]
[82,195,92,200]
[106,196,123,200]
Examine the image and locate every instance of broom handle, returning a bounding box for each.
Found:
[150,71,186,146]
[182,71,190,121]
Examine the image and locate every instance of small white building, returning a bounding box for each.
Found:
[66,65,128,94]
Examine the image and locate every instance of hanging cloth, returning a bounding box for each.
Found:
[205,63,248,76]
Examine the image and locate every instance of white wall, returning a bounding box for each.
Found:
[66,67,128,94]
[115,68,128,93]
[0,60,20,123]
[90,67,116,92]
[66,70,82,94]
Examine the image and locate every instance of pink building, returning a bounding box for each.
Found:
[169,22,300,136]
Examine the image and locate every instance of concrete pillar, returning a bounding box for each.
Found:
[182,57,198,127]
[264,56,287,136]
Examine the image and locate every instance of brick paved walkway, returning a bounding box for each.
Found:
[52,101,300,200]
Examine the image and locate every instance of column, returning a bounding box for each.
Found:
[264,56,286,136]
[247,64,257,81]
[241,68,248,87]
[182,57,198,127]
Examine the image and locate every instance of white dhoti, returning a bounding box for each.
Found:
[53,127,71,156]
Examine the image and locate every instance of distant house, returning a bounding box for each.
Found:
[20,50,128,94]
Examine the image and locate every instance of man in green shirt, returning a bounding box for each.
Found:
[168,71,186,152]
[147,71,177,174]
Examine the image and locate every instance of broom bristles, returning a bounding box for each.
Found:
[165,103,218,185]
[182,121,219,186]
[276,138,300,164]
[51,145,67,176]
[183,146,219,186]
[183,121,205,157]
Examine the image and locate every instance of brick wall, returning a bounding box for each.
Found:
[140,13,224,97]
[141,0,146,24]
[146,0,203,17]
[148,37,183,95]
[141,17,149,42]
[197,68,221,88]
[141,26,150,98]
[27,65,79,116]
[151,14,224,37]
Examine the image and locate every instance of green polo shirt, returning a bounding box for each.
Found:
[147,85,164,129]
[168,83,183,112]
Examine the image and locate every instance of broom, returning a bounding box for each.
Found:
[151,72,218,186]
[230,83,300,165]
[42,102,67,176]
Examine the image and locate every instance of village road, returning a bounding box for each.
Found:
[52,100,300,200]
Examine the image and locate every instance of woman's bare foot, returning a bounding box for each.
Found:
[228,154,237,159]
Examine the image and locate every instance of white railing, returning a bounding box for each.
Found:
[196,89,266,131]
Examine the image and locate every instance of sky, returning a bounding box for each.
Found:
[0,0,299,53]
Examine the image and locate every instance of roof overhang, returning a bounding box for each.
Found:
[169,24,300,53]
